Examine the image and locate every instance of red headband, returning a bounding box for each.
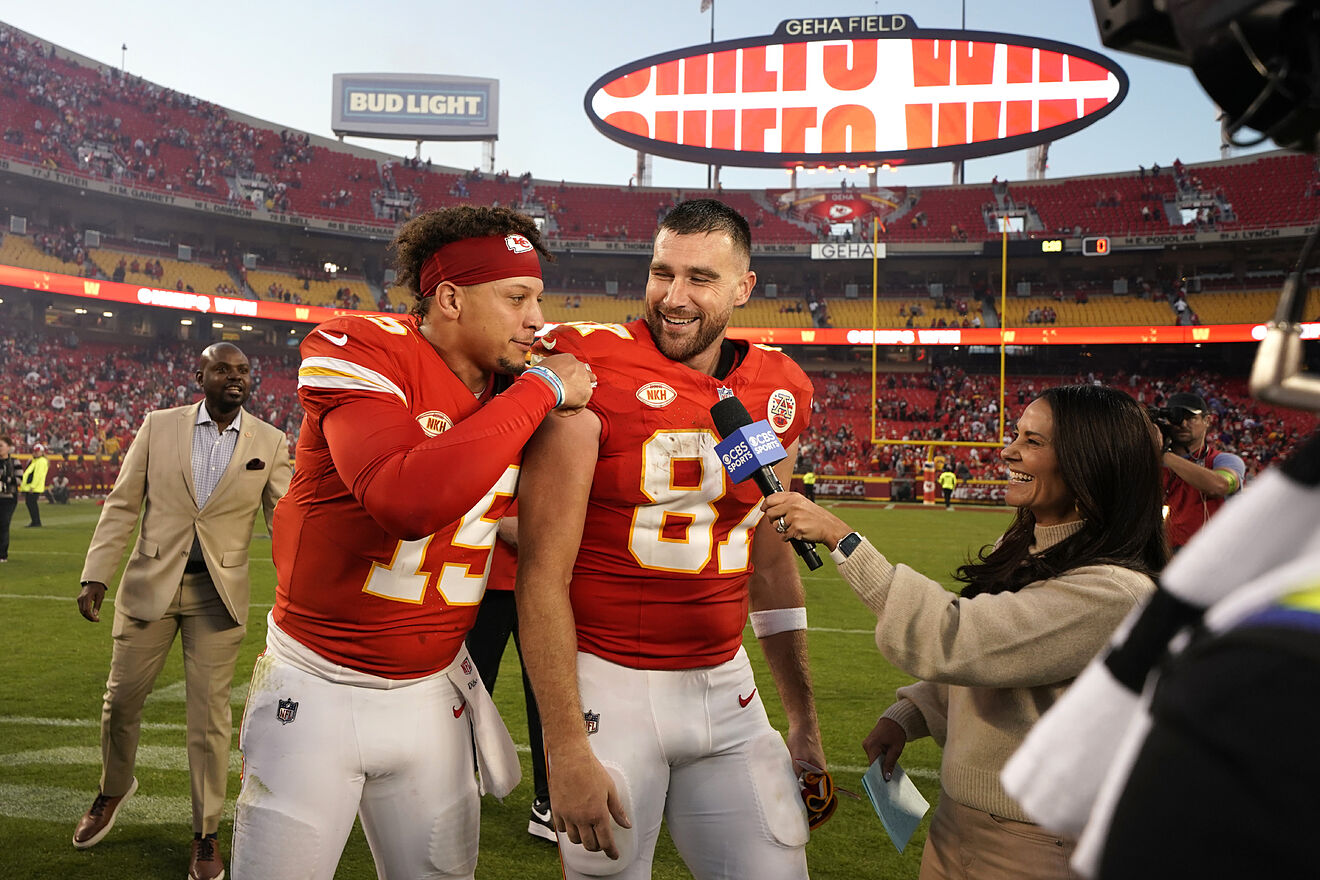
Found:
[418,233,543,296]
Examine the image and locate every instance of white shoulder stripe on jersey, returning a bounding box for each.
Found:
[298,355,407,404]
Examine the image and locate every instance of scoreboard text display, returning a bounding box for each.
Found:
[1083,235,1111,256]
[585,15,1127,167]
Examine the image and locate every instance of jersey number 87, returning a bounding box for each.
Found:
[629,430,761,575]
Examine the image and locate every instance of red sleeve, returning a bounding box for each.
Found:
[321,375,556,540]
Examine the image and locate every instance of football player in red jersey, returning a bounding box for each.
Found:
[517,200,826,880]
[232,206,594,880]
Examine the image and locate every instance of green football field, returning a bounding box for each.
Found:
[0,499,1013,879]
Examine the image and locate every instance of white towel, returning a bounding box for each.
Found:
[1000,660,1145,836]
[448,646,522,799]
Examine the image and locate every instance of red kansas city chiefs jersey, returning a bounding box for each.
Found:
[538,319,812,670]
[274,313,523,678]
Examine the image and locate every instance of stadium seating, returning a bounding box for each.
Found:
[1191,153,1318,229]
[542,295,642,325]
[799,368,1318,479]
[1186,288,1320,324]
[5,315,1313,496]
[0,233,89,276]
[7,23,1317,248]
[245,269,373,309]
[1000,294,1174,327]
[883,185,995,241]
[730,297,814,328]
[825,297,983,328]
[382,285,414,312]
[1015,174,1179,237]
[89,247,239,296]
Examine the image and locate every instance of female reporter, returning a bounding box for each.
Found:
[763,385,1166,880]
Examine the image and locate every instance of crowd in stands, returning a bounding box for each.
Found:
[111,255,163,282]
[0,329,302,494]
[2,318,1313,503]
[7,22,1320,248]
[799,365,1315,487]
[265,282,304,304]
[34,226,88,269]
[334,286,361,310]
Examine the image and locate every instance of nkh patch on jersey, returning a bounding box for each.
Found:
[504,233,534,253]
[767,389,797,433]
[635,382,677,408]
[416,411,454,436]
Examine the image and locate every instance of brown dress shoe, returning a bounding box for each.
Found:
[72,777,138,849]
[189,835,226,880]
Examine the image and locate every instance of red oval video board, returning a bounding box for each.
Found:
[584,16,1128,167]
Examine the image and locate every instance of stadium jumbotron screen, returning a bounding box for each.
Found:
[584,15,1127,167]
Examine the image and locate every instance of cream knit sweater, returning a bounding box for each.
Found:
[837,520,1155,822]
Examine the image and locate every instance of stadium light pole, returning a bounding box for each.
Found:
[951,0,966,186]
[999,219,1008,442]
[706,0,715,189]
[120,43,127,73]
[870,215,879,446]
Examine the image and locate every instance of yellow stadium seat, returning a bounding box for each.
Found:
[1001,296,1173,327]
[1,235,91,277]
[825,297,982,329]
[89,248,239,296]
[247,270,373,309]
[1186,289,1320,325]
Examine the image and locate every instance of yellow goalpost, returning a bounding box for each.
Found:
[861,218,1013,504]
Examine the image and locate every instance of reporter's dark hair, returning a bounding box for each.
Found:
[958,384,1168,598]
[658,199,752,263]
[389,205,553,319]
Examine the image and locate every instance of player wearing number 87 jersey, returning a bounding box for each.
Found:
[518,199,826,880]
[232,207,595,880]
[541,319,813,670]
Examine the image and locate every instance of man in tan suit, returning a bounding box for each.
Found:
[73,342,292,880]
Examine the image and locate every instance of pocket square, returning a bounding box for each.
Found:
[245,458,266,470]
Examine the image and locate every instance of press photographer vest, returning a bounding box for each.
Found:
[1164,445,1228,548]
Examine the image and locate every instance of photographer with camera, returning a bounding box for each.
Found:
[1154,392,1245,552]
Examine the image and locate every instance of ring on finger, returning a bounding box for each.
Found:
[775,516,789,534]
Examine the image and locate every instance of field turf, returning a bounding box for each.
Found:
[0,499,1013,878]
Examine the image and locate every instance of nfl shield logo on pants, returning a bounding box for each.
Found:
[277,698,299,725]
[583,709,600,736]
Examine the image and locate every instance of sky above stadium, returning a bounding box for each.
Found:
[4,1,1274,191]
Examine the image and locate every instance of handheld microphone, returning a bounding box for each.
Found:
[710,397,823,571]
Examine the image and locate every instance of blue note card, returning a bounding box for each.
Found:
[860,759,930,854]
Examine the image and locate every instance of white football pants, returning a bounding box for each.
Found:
[232,622,483,880]
[559,646,810,880]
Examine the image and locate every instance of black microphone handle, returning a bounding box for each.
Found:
[750,466,784,496]
[751,467,824,571]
